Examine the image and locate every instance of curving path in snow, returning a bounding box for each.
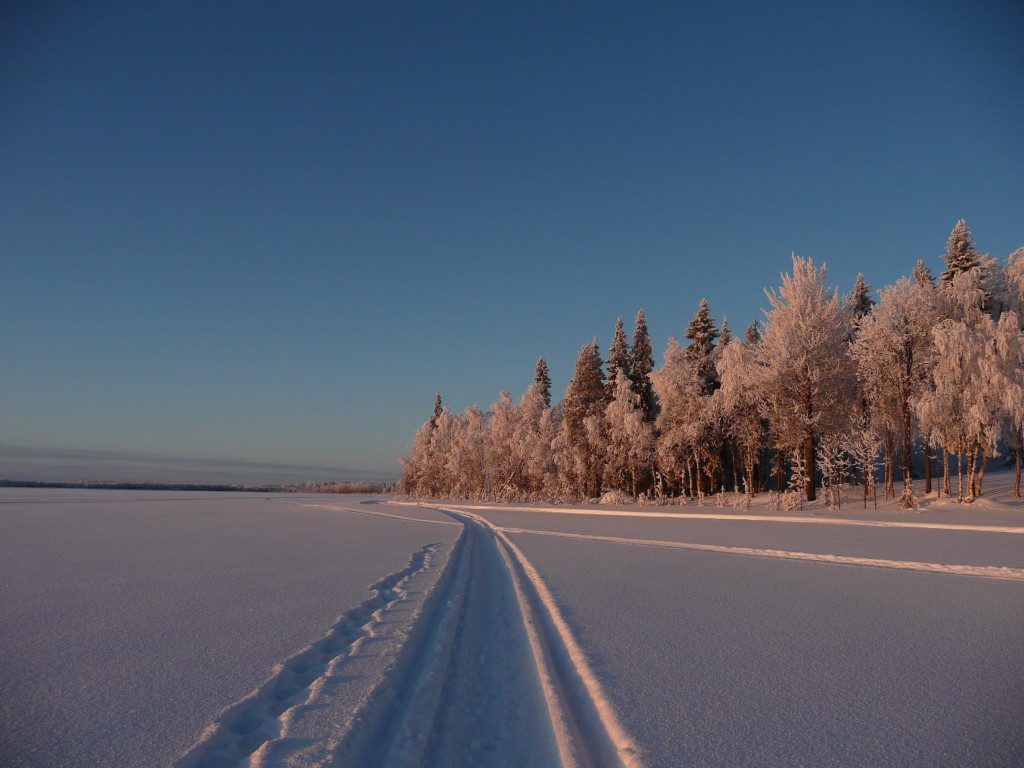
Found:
[175,503,641,768]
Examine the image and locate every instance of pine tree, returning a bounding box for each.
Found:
[534,357,552,408]
[606,317,631,398]
[941,219,980,283]
[630,309,657,422]
[685,298,721,395]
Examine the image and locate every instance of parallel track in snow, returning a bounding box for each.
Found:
[174,503,639,767]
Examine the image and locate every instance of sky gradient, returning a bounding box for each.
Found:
[2,1,1023,482]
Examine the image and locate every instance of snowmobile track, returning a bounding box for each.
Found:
[175,503,642,767]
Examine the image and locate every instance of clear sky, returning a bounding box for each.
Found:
[2,1,1022,483]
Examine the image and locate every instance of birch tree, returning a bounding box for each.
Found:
[758,255,852,501]
[852,277,938,506]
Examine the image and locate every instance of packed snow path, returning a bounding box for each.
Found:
[176,504,639,768]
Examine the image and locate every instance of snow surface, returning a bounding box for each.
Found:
[0,490,459,767]
[3,483,1023,766]
[507,531,1024,766]
[428,476,1024,767]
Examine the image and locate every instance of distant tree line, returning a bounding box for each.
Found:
[400,220,1024,507]
[0,479,391,494]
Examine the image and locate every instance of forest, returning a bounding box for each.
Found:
[400,221,1024,509]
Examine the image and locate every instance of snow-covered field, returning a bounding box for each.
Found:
[2,480,1023,766]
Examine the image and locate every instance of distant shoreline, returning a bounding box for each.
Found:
[0,479,391,494]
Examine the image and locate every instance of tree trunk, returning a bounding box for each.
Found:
[976,447,988,497]
[967,443,977,501]
[746,450,755,498]
[804,431,816,502]
[924,438,932,495]
[1016,429,1022,499]
[776,447,785,493]
[732,446,740,494]
[957,451,964,503]
[884,431,895,499]
[901,403,913,494]
[943,448,951,497]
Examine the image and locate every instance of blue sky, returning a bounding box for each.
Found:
[2,1,1022,482]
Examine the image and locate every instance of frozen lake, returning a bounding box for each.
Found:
[2,488,1022,766]
[0,490,459,767]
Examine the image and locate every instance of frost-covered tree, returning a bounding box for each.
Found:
[630,309,658,423]
[916,276,1018,503]
[941,219,981,284]
[843,411,882,509]
[562,340,605,423]
[603,371,655,496]
[651,338,703,496]
[717,337,765,496]
[651,337,726,499]
[758,255,853,501]
[431,392,443,426]
[917,320,980,502]
[846,272,875,330]
[684,298,721,396]
[488,391,523,498]
[852,276,938,505]
[606,317,631,400]
[817,433,848,510]
[720,317,732,348]
[446,406,488,498]
[516,383,558,497]
[1003,247,1024,495]
[400,394,449,496]
[1005,247,1024,316]
[557,340,607,498]
[744,320,762,345]
[534,357,552,408]
[913,259,935,287]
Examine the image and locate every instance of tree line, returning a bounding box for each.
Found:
[400,221,1024,507]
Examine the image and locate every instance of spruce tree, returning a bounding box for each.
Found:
[563,340,605,427]
[913,259,935,287]
[430,392,443,428]
[607,317,631,397]
[630,310,657,422]
[847,273,875,322]
[720,317,732,348]
[561,340,607,498]
[534,357,552,408]
[941,219,980,283]
[745,320,762,345]
[684,298,721,395]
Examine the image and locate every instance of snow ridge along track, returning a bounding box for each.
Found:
[174,541,446,768]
